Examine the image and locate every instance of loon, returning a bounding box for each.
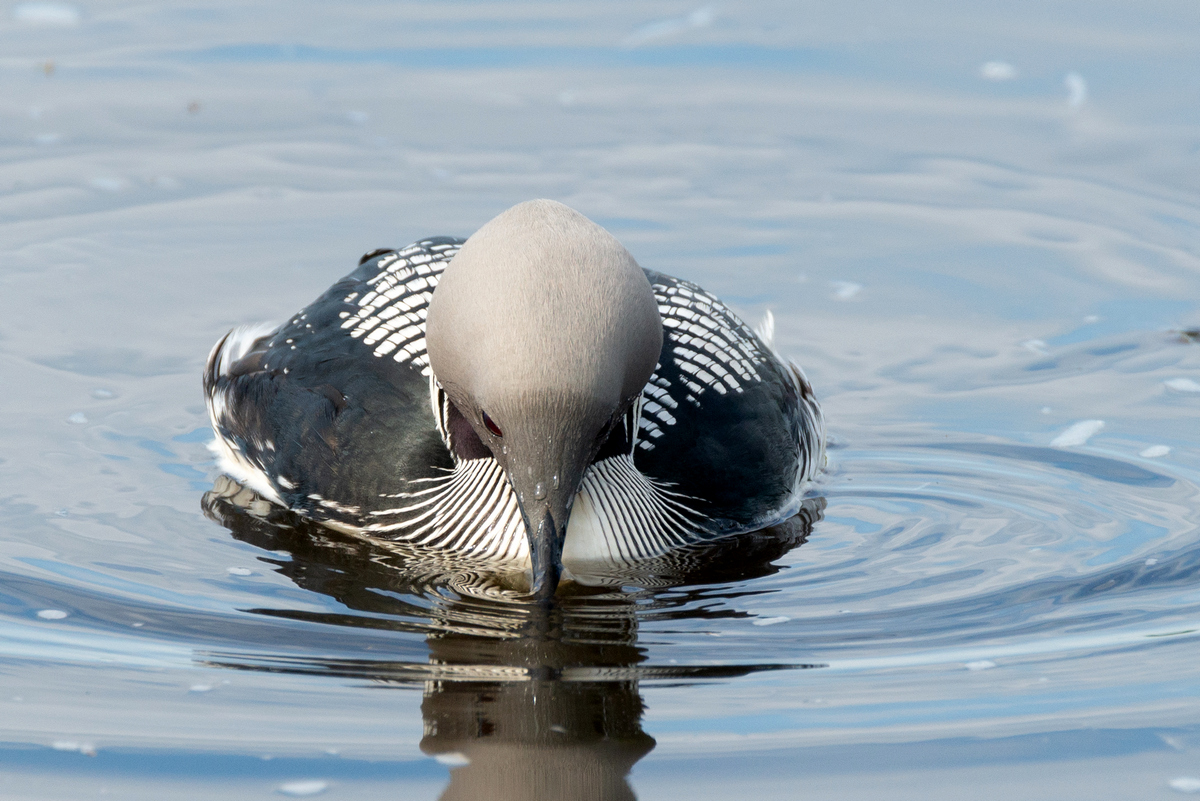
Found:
[204,200,824,597]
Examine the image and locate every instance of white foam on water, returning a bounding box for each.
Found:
[1164,378,1200,393]
[226,567,253,576]
[752,616,790,627]
[66,412,87,424]
[1050,420,1104,447]
[36,609,68,620]
[188,684,213,693]
[1170,777,1200,793]
[980,61,1016,81]
[1140,445,1171,458]
[89,177,126,192]
[830,281,862,300]
[1065,72,1088,108]
[965,660,996,671]
[277,780,329,796]
[623,6,714,47]
[13,2,80,25]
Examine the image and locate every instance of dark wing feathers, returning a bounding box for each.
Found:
[635,270,817,532]
[204,240,464,526]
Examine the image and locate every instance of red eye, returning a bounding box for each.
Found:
[482,411,503,438]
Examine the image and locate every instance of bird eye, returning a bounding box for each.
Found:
[482,411,503,438]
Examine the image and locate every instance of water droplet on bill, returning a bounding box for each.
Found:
[434,752,470,767]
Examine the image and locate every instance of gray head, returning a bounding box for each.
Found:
[426,200,663,598]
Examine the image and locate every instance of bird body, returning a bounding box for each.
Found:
[205,201,824,594]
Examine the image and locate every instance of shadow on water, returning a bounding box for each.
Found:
[200,479,826,800]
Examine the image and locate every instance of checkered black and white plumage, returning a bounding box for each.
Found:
[205,238,824,568]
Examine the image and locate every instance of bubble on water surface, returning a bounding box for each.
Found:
[1140,445,1171,458]
[226,567,253,576]
[1065,72,1088,108]
[277,780,329,796]
[623,6,714,47]
[1050,420,1104,447]
[89,177,126,193]
[830,281,862,300]
[189,684,213,693]
[13,2,80,25]
[66,412,87,425]
[980,61,1017,81]
[36,609,68,620]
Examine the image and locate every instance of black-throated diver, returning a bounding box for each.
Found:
[204,200,824,597]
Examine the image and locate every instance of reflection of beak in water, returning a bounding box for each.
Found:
[419,624,653,801]
[201,477,825,800]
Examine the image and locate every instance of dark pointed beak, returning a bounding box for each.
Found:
[528,509,565,599]
[512,472,583,601]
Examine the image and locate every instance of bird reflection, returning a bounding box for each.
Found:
[202,477,823,800]
[418,622,653,801]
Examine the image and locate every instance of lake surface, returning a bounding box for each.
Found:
[2,1,1200,798]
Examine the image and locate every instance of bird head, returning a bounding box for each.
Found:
[426,200,662,599]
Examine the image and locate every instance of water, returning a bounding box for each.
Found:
[2,1,1200,798]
